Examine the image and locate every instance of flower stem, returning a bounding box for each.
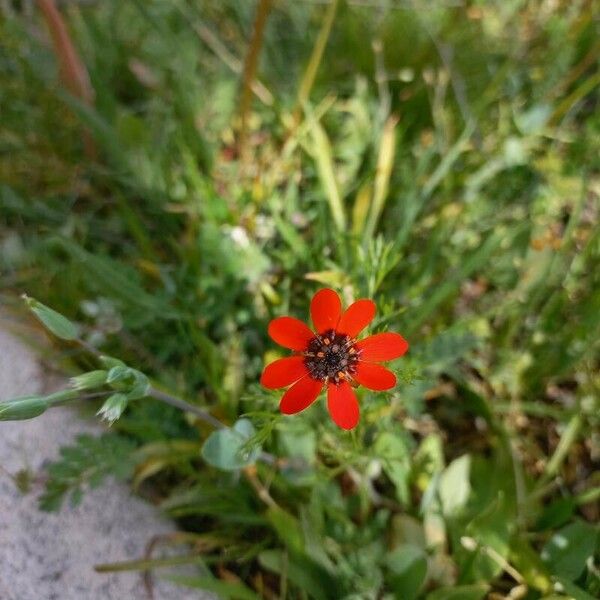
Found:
[148,387,225,430]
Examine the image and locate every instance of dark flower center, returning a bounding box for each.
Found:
[303,329,360,385]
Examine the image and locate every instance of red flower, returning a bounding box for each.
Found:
[260,289,409,430]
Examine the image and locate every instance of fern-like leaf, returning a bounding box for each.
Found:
[39,433,137,512]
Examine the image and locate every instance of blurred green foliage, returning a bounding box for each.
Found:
[0,0,599,598]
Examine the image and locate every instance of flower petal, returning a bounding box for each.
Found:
[327,382,360,430]
[337,299,376,338]
[280,376,323,415]
[356,332,409,362]
[260,356,308,389]
[354,362,396,390]
[268,316,315,351]
[310,288,341,333]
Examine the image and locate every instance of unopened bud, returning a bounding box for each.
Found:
[0,396,49,421]
[71,370,107,391]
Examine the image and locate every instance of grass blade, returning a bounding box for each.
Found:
[363,114,399,240]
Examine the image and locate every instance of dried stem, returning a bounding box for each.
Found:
[37,0,96,158]
[238,0,273,165]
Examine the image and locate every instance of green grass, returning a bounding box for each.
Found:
[1,1,599,598]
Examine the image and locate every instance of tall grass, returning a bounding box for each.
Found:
[0,1,598,598]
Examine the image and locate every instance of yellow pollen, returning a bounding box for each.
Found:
[337,371,346,379]
[323,338,330,345]
[317,351,325,358]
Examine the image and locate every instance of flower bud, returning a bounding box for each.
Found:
[0,396,49,421]
[70,370,108,391]
[96,393,128,424]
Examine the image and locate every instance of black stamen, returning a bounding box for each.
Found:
[303,329,360,385]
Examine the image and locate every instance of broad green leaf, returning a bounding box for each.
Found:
[426,583,489,600]
[390,515,426,549]
[510,536,552,594]
[385,544,428,600]
[374,431,411,504]
[535,497,576,531]
[439,455,471,518]
[201,419,260,471]
[541,520,599,581]
[166,575,260,600]
[24,295,79,340]
[554,577,598,600]
[460,496,511,581]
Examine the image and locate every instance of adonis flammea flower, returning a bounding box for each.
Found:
[261,289,408,430]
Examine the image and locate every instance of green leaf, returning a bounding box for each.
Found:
[106,366,130,384]
[0,396,49,420]
[426,583,489,600]
[535,497,576,531]
[165,575,260,600]
[99,356,127,369]
[374,431,411,504]
[126,370,150,400]
[515,104,551,135]
[258,549,338,600]
[23,295,79,340]
[266,506,305,554]
[555,577,598,600]
[201,419,261,471]
[460,495,511,581]
[541,520,599,581]
[40,434,136,511]
[278,424,316,464]
[385,544,428,600]
[439,454,471,518]
[509,536,552,594]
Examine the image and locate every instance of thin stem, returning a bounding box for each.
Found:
[542,413,582,484]
[238,0,273,164]
[243,466,277,508]
[177,4,273,105]
[149,387,224,430]
[149,388,280,466]
[74,337,283,466]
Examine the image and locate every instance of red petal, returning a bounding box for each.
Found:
[268,317,315,351]
[280,376,323,415]
[356,332,409,362]
[327,382,360,430]
[260,356,308,389]
[310,288,341,333]
[354,362,396,390]
[337,299,376,338]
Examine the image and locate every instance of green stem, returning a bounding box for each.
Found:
[95,554,206,573]
[543,414,582,482]
[294,0,339,119]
